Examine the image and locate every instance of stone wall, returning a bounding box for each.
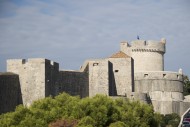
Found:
[0,73,22,114]
[134,71,184,115]
[88,60,109,97]
[111,92,148,103]
[3,38,188,116]
[7,58,59,106]
[58,66,89,98]
[108,58,133,96]
[134,71,183,93]
[120,39,166,72]
[58,57,134,98]
[180,102,190,116]
[45,60,59,96]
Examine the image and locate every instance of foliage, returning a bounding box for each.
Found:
[109,121,127,127]
[77,116,95,127]
[183,75,190,96]
[0,92,163,127]
[49,119,78,127]
[160,113,180,127]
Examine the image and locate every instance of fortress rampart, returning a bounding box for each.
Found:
[134,71,185,115]
[135,71,183,81]
[134,71,183,95]
[7,58,59,106]
[0,73,22,114]
[58,70,89,98]
[1,38,190,116]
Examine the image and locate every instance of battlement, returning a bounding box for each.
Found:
[134,71,183,81]
[121,38,166,53]
[7,58,58,68]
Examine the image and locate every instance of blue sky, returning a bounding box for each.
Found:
[0,0,190,76]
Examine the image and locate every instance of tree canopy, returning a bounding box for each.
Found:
[0,92,168,127]
[183,75,190,96]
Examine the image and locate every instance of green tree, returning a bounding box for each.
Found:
[77,116,95,127]
[49,119,78,127]
[160,113,180,127]
[109,121,127,127]
[0,92,163,127]
[183,75,190,96]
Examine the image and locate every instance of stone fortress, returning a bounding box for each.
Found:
[0,38,190,116]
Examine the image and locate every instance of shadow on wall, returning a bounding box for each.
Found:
[131,58,135,92]
[17,79,23,105]
[0,73,23,114]
[109,62,117,96]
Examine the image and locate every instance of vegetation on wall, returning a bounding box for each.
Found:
[183,75,190,96]
[0,92,163,127]
[160,113,180,127]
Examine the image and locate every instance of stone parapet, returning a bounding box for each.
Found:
[134,72,184,93]
[131,40,165,53]
[111,92,148,103]
[149,91,184,101]
[135,71,183,81]
[152,100,181,115]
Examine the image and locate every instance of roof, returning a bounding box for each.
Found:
[110,51,130,58]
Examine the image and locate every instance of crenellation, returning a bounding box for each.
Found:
[134,71,183,81]
[161,38,166,44]
[131,40,146,46]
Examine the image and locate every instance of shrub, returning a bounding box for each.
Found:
[0,92,162,127]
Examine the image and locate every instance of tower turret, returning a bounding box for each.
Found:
[121,38,166,72]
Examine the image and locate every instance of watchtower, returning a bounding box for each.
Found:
[120,38,166,72]
[7,58,59,106]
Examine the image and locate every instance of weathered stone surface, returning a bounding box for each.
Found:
[58,70,89,98]
[108,57,133,96]
[88,60,109,97]
[0,73,22,114]
[7,58,59,106]
[120,39,165,72]
[0,38,189,116]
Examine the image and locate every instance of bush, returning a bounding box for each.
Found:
[49,119,78,127]
[0,92,162,127]
[160,113,180,127]
[77,116,95,127]
[109,121,127,127]
[183,75,190,96]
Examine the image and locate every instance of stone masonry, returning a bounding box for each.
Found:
[0,38,190,116]
[0,72,22,114]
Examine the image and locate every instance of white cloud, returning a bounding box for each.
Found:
[0,0,190,76]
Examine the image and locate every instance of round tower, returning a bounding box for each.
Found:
[121,38,166,72]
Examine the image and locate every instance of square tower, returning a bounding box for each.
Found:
[7,58,59,106]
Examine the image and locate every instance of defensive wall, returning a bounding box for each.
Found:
[111,92,148,103]
[87,52,133,97]
[134,71,183,94]
[0,72,22,114]
[108,55,133,96]
[7,58,59,106]
[88,60,110,97]
[58,69,89,98]
[60,55,133,98]
[1,38,190,116]
[134,71,190,115]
